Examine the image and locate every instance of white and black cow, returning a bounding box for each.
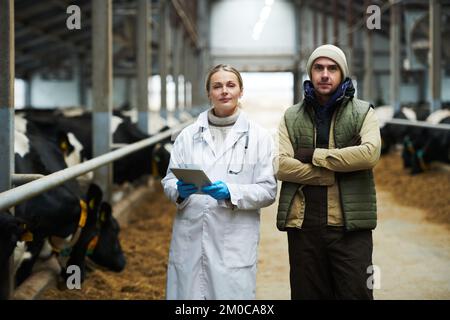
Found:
[20,110,172,185]
[375,105,419,155]
[406,109,450,174]
[0,211,35,298]
[13,114,126,285]
[14,114,85,284]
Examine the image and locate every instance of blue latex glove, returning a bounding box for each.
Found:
[201,181,230,200]
[177,180,198,199]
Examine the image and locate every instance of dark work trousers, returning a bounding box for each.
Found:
[287,226,374,300]
[288,185,373,300]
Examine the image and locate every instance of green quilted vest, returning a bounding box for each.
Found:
[276,97,377,232]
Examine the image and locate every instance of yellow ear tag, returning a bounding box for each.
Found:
[86,235,99,256]
[60,141,68,152]
[100,211,106,223]
[89,198,96,210]
[79,200,88,227]
[21,231,34,242]
[151,159,158,177]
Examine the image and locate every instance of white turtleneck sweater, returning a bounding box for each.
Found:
[207,107,240,150]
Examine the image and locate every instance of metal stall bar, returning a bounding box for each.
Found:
[0,0,15,300]
[0,120,194,213]
[385,119,450,131]
[92,0,113,203]
[12,174,44,186]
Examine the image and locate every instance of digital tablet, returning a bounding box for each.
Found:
[170,167,212,194]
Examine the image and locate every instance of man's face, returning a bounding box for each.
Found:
[310,57,342,99]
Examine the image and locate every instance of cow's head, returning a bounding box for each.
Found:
[88,202,126,272]
[152,141,172,178]
[0,212,34,273]
[61,183,104,283]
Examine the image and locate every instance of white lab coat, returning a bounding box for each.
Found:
[161,110,277,300]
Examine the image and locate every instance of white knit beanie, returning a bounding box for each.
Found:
[306,44,349,80]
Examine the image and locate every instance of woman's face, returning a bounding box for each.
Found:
[208,70,243,117]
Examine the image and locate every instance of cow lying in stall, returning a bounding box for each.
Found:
[10,114,126,287]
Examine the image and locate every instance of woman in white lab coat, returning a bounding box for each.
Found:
[161,64,277,300]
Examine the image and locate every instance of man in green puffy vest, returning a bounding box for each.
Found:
[274,44,381,299]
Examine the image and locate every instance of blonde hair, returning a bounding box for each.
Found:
[205,64,243,94]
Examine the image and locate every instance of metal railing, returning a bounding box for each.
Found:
[385,119,450,131]
[0,119,193,212]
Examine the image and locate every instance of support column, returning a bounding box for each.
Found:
[0,0,14,300]
[185,43,193,109]
[92,0,113,202]
[180,32,186,110]
[429,0,441,112]
[363,0,374,103]
[313,8,318,48]
[197,0,210,106]
[25,76,32,107]
[191,49,200,107]
[293,0,303,104]
[172,23,182,113]
[322,2,328,44]
[74,54,87,107]
[159,0,168,117]
[184,39,192,109]
[333,0,339,45]
[346,0,354,77]
[390,0,401,112]
[137,0,150,133]
[79,57,87,107]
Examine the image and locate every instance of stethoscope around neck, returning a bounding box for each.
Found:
[193,127,249,175]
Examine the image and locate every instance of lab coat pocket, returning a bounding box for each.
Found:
[169,219,190,265]
[223,224,258,268]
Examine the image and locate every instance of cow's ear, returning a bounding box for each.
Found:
[99,202,112,224]
[87,183,103,211]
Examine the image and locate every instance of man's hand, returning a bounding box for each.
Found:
[294,148,315,164]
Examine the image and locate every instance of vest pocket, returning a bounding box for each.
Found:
[223,224,258,268]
